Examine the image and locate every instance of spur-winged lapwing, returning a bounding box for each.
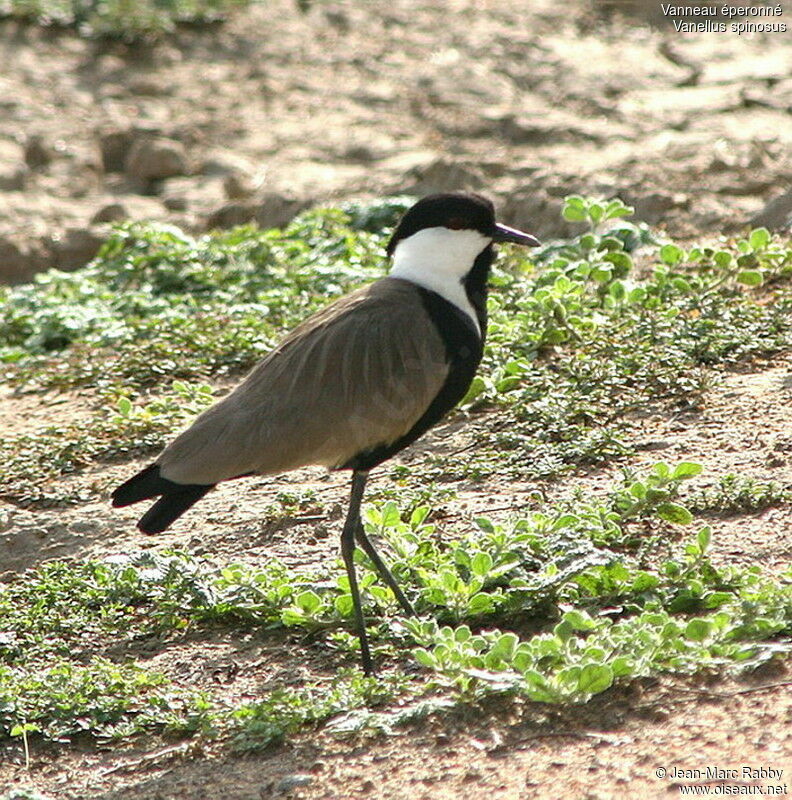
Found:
[112,192,539,673]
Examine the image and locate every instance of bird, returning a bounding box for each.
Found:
[111,192,540,673]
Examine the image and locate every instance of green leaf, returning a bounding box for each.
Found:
[714,250,733,269]
[660,244,684,265]
[610,657,634,678]
[413,648,435,669]
[553,619,574,642]
[490,632,519,662]
[410,506,430,527]
[470,552,493,577]
[671,462,703,480]
[462,375,486,404]
[381,502,400,527]
[496,376,521,393]
[280,608,307,626]
[563,206,587,222]
[295,590,321,614]
[590,265,613,284]
[552,514,579,530]
[645,488,670,504]
[685,618,713,642]
[736,270,763,287]
[697,526,712,553]
[703,591,735,609]
[117,397,132,416]
[628,286,647,303]
[651,462,671,479]
[604,200,634,220]
[736,253,758,268]
[474,517,495,534]
[577,664,613,696]
[629,481,647,499]
[657,503,693,525]
[602,252,633,273]
[334,595,353,617]
[521,669,554,696]
[608,280,626,301]
[562,609,597,631]
[748,227,770,251]
[454,626,472,643]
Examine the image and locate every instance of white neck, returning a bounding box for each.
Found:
[389,227,490,335]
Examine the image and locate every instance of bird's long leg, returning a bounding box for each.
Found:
[354,519,416,618]
[340,470,374,674]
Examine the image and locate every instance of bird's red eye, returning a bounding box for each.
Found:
[445,217,466,230]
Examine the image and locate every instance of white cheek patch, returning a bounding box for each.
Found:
[389,227,490,336]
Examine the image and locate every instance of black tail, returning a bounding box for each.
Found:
[112,464,214,535]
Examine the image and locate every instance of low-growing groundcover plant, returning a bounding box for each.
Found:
[0,198,790,756]
[0,0,251,39]
[0,463,790,749]
[1,197,790,504]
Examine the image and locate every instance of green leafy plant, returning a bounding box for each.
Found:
[562,196,635,231]
[685,473,791,515]
[1,197,791,755]
[0,0,251,39]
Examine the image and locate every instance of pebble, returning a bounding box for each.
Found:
[91,202,129,223]
[270,773,314,796]
[125,137,188,182]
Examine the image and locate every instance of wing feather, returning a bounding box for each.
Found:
[158,278,449,484]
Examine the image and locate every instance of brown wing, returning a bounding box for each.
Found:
[158,278,449,484]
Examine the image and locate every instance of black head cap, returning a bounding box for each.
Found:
[386,192,539,256]
[386,193,495,256]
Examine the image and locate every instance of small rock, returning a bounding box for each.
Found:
[324,8,350,30]
[402,157,484,195]
[99,128,136,173]
[68,520,96,534]
[97,83,126,101]
[223,172,257,200]
[497,114,566,145]
[91,202,128,223]
[0,141,26,189]
[343,144,376,162]
[125,137,188,182]
[202,150,257,178]
[254,193,309,230]
[501,188,572,239]
[164,195,189,211]
[95,54,126,76]
[0,164,28,191]
[627,191,689,225]
[271,774,313,796]
[160,175,226,215]
[206,202,257,229]
[0,235,50,284]
[128,77,172,96]
[49,227,105,271]
[750,187,792,232]
[203,151,261,199]
[24,134,54,168]
[0,510,12,533]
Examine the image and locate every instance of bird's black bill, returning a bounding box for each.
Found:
[493,222,540,247]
